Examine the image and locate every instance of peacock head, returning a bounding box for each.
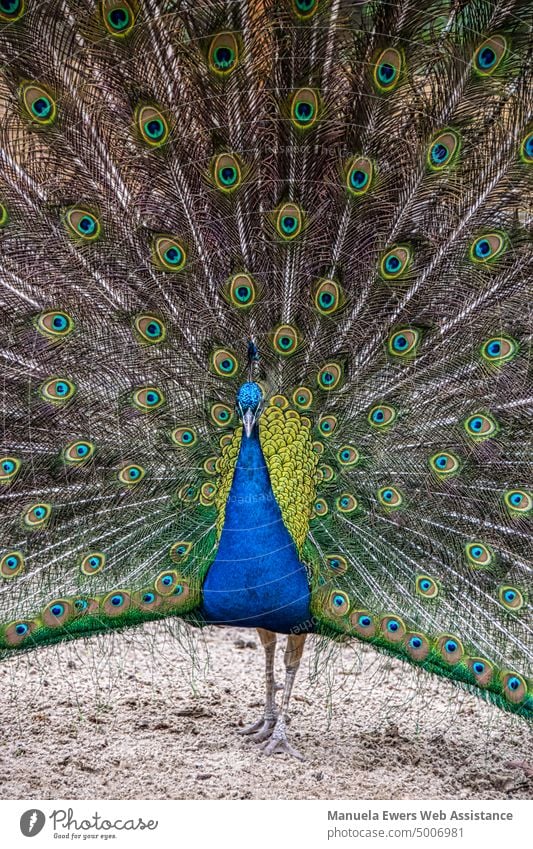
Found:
[236,381,264,438]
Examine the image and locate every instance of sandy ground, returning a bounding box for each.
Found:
[0,623,531,800]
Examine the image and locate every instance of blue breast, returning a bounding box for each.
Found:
[200,427,312,633]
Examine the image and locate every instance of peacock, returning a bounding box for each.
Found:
[0,0,531,763]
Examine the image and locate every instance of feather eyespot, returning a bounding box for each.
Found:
[292,0,318,19]
[427,130,460,170]
[200,482,217,505]
[346,156,373,196]
[328,590,350,617]
[377,486,403,509]
[4,620,34,646]
[40,377,76,404]
[381,615,406,643]
[313,497,328,517]
[498,586,525,611]
[155,569,182,596]
[227,273,256,308]
[204,457,218,475]
[133,315,166,344]
[313,279,344,315]
[463,412,498,441]
[351,610,376,637]
[177,484,198,503]
[132,386,165,411]
[388,328,420,357]
[504,489,532,516]
[380,245,412,280]
[170,541,192,562]
[501,671,527,704]
[210,403,234,427]
[521,131,533,163]
[373,48,402,92]
[36,311,74,339]
[337,446,360,467]
[1,550,24,579]
[368,404,396,428]
[318,414,337,437]
[212,153,242,192]
[65,208,101,241]
[469,232,506,264]
[136,105,168,147]
[118,464,145,485]
[172,427,197,447]
[20,82,56,126]
[102,590,131,617]
[336,493,358,514]
[325,554,348,576]
[317,362,343,391]
[474,35,507,76]
[437,635,464,665]
[467,657,493,687]
[292,386,313,410]
[0,456,20,484]
[465,541,494,568]
[208,32,239,75]
[23,502,51,529]
[276,202,303,240]
[152,236,186,271]
[429,451,461,478]
[415,575,439,599]
[42,599,74,628]
[102,1,135,36]
[405,632,430,661]
[80,552,106,576]
[291,88,319,129]
[272,325,299,356]
[480,335,518,364]
[0,0,25,21]
[211,348,239,378]
[63,440,95,465]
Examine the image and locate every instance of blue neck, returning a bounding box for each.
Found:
[200,427,312,633]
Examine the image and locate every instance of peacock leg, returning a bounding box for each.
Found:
[239,628,278,742]
[261,633,306,760]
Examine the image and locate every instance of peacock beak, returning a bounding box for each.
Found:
[242,408,256,438]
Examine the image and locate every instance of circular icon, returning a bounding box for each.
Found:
[20,809,46,837]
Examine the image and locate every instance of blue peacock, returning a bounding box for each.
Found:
[0,0,531,760]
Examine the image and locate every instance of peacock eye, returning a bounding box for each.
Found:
[336,493,358,514]
[102,590,131,617]
[346,157,373,196]
[388,328,420,357]
[136,105,169,147]
[503,489,532,515]
[209,32,239,74]
[373,48,402,92]
[213,153,242,192]
[498,585,525,611]
[328,590,349,616]
[429,450,460,477]
[227,273,256,308]
[210,403,234,427]
[313,497,328,517]
[313,278,344,315]
[480,335,518,364]
[465,541,494,568]
[0,456,21,483]
[463,412,498,441]
[325,554,348,575]
[501,671,527,704]
[318,414,337,437]
[80,552,106,575]
[64,440,95,464]
[200,481,217,505]
[380,245,412,280]
[170,541,192,562]
[177,483,198,503]
[368,404,396,428]
[291,88,319,129]
[37,310,74,339]
[272,324,299,356]
[118,464,145,485]
[292,386,313,409]
[427,129,460,170]
[0,550,25,579]
[134,315,166,344]
[415,575,439,598]
[521,131,533,163]
[317,362,343,391]
[337,445,360,466]
[292,0,318,19]
[381,615,406,642]
[172,426,198,447]
[470,232,506,264]
[377,486,403,509]
[0,0,24,21]
[276,203,303,240]
[474,35,507,75]
[23,502,51,528]
[132,386,165,411]
[102,1,135,36]
[211,348,239,378]
[153,236,187,271]
[467,657,494,686]
[40,377,76,404]
[65,208,101,241]
[20,82,56,126]
[437,635,464,664]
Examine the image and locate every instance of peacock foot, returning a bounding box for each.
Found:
[238,711,277,742]
[259,716,304,761]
